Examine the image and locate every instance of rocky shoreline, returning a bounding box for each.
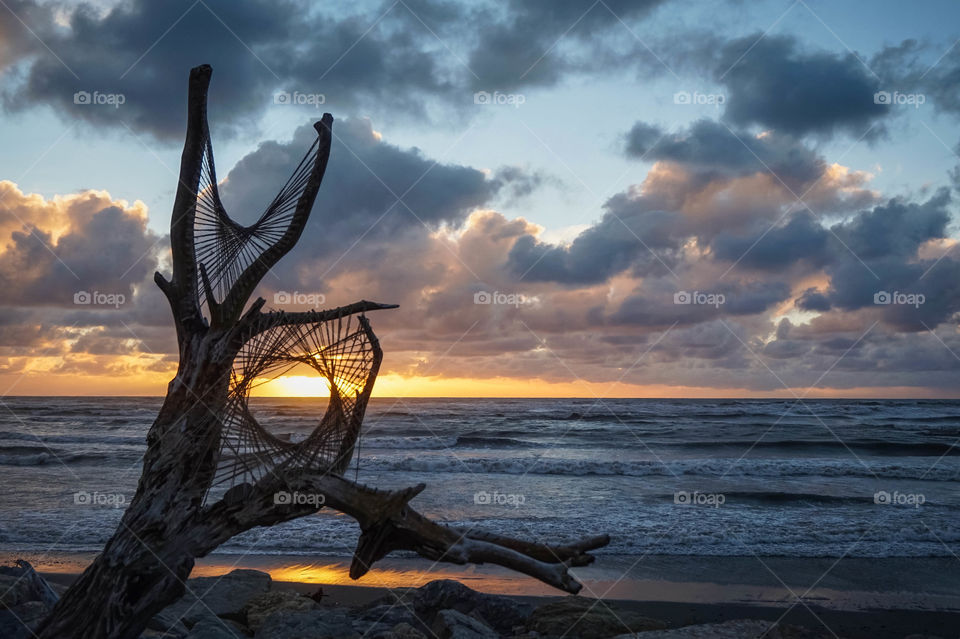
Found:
[0,561,949,638]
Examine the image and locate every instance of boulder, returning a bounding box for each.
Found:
[611,620,836,639]
[364,622,429,639]
[163,569,272,628]
[145,608,190,637]
[388,622,428,639]
[0,575,25,608]
[253,609,359,639]
[184,617,251,638]
[0,560,59,608]
[355,599,423,636]
[361,579,529,635]
[0,600,50,639]
[431,609,498,639]
[244,590,320,631]
[526,596,666,638]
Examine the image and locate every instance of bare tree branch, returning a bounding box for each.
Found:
[216,117,334,324]
[199,472,610,594]
[161,64,212,338]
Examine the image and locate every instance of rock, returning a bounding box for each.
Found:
[361,579,529,635]
[163,569,272,628]
[253,609,358,639]
[365,622,428,639]
[184,617,251,638]
[389,622,428,639]
[146,608,190,637]
[526,596,666,639]
[0,600,50,639]
[244,590,320,631]
[431,609,498,639]
[0,575,24,608]
[0,560,59,608]
[612,620,834,639]
[353,602,419,635]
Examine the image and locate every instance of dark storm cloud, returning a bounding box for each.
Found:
[217,116,539,290]
[608,279,792,327]
[510,118,865,287]
[0,0,672,140]
[506,206,680,285]
[3,0,303,139]
[801,191,960,330]
[711,212,830,269]
[831,190,950,261]
[795,287,831,312]
[625,119,824,188]
[462,0,667,89]
[0,0,474,140]
[869,39,960,119]
[714,35,889,139]
[222,117,495,232]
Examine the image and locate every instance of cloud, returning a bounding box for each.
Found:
[216,116,542,300]
[711,212,830,270]
[0,181,159,307]
[0,0,673,140]
[462,0,667,89]
[713,34,889,139]
[625,119,824,189]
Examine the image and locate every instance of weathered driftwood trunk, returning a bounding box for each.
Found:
[37,65,609,639]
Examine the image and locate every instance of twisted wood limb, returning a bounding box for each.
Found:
[200,471,610,594]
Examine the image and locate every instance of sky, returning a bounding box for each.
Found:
[2,0,960,397]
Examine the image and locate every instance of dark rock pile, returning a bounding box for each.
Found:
[0,561,850,639]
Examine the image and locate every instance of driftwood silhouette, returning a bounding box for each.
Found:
[37,64,609,639]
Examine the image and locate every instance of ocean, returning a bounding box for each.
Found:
[1,397,958,561]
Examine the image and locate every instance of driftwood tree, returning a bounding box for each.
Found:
[38,64,609,639]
